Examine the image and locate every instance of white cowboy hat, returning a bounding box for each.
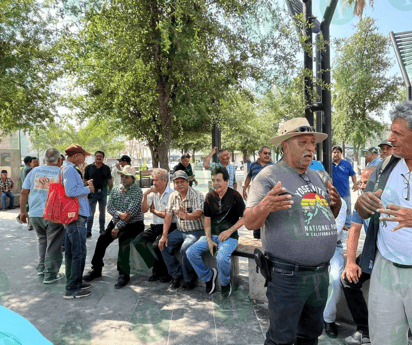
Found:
[270,118,328,147]
[118,165,136,177]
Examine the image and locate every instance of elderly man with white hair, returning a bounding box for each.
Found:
[356,101,412,344]
[244,118,342,345]
[19,148,66,284]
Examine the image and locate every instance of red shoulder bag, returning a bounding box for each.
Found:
[43,168,79,224]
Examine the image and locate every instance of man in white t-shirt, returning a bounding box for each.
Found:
[132,168,177,282]
[356,101,412,344]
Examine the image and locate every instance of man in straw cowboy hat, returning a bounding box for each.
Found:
[83,165,144,289]
[244,117,342,345]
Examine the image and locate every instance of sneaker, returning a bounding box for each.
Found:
[345,331,370,344]
[221,282,232,298]
[28,224,34,231]
[205,268,218,294]
[63,289,91,299]
[83,269,102,282]
[80,283,92,290]
[37,271,45,276]
[43,273,65,284]
[16,215,23,224]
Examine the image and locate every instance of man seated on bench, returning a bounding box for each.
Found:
[158,170,205,291]
[132,168,177,283]
[187,166,245,298]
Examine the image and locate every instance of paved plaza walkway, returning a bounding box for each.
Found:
[0,184,363,344]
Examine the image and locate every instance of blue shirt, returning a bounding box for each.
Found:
[351,209,369,233]
[62,161,91,217]
[366,156,382,168]
[309,160,325,171]
[23,165,61,217]
[332,159,355,197]
[247,160,274,180]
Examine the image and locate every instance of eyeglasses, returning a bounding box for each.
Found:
[262,152,271,155]
[291,126,315,133]
[401,172,411,201]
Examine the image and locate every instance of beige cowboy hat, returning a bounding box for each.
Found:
[118,165,136,177]
[270,118,328,147]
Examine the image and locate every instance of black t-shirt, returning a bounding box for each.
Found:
[204,187,245,239]
[84,163,112,190]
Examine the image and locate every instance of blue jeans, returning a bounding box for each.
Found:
[64,216,87,292]
[265,261,329,344]
[343,195,351,228]
[87,191,107,233]
[323,246,344,323]
[187,235,238,286]
[161,229,203,282]
[1,191,14,209]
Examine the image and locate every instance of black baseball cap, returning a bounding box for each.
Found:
[117,155,131,163]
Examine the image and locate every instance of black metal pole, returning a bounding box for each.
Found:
[211,123,221,163]
[303,0,314,126]
[321,22,332,176]
[315,34,323,162]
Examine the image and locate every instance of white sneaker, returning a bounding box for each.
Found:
[43,273,65,284]
[63,290,91,299]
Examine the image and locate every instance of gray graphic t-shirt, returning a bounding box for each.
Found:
[247,160,337,266]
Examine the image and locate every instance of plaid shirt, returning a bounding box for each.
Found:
[166,187,204,232]
[208,162,236,188]
[107,183,144,229]
[0,178,14,192]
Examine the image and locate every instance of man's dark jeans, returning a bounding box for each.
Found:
[265,262,329,345]
[1,191,14,209]
[64,216,88,292]
[91,220,144,275]
[341,255,370,335]
[131,223,177,278]
[87,191,107,234]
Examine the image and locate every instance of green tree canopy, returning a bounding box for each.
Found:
[332,16,402,158]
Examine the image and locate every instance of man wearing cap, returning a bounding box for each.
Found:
[84,151,113,237]
[378,139,393,160]
[158,170,205,291]
[332,145,358,228]
[203,148,237,190]
[244,118,342,345]
[83,165,144,289]
[365,147,381,168]
[113,155,132,187]
[1,170,14,211]
[61,144,94,299]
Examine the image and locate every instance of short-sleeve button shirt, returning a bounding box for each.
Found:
[166,187,204,232]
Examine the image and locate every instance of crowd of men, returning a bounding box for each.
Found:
[4,100,412,344]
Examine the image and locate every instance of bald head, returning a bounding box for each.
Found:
[359,167,375,191]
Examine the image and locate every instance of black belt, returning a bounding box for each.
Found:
[266,254,329,272]
[393,263,412,269]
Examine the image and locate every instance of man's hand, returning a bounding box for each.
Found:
[88,180,95,194]
[327,181,342,218]
[20,213,29,224]
[260,181,294,213]
[111,228,119,239]
[218,229,232,242]
[158,235,168,250]
[211,147,218,155]
[352,183,359,192]
[243,189,248,200]
[119,212,131,221]
[176,205,187,220]
[208,238,218,256]
[342,263,362,284]
[357,189,383,215]
[146,187,158,195]
[343,226,350,231]
[378,203,412,231]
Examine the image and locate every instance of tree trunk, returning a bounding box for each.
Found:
[192,148,195,163]
[242,148,248,163]
[342,141,346,157]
